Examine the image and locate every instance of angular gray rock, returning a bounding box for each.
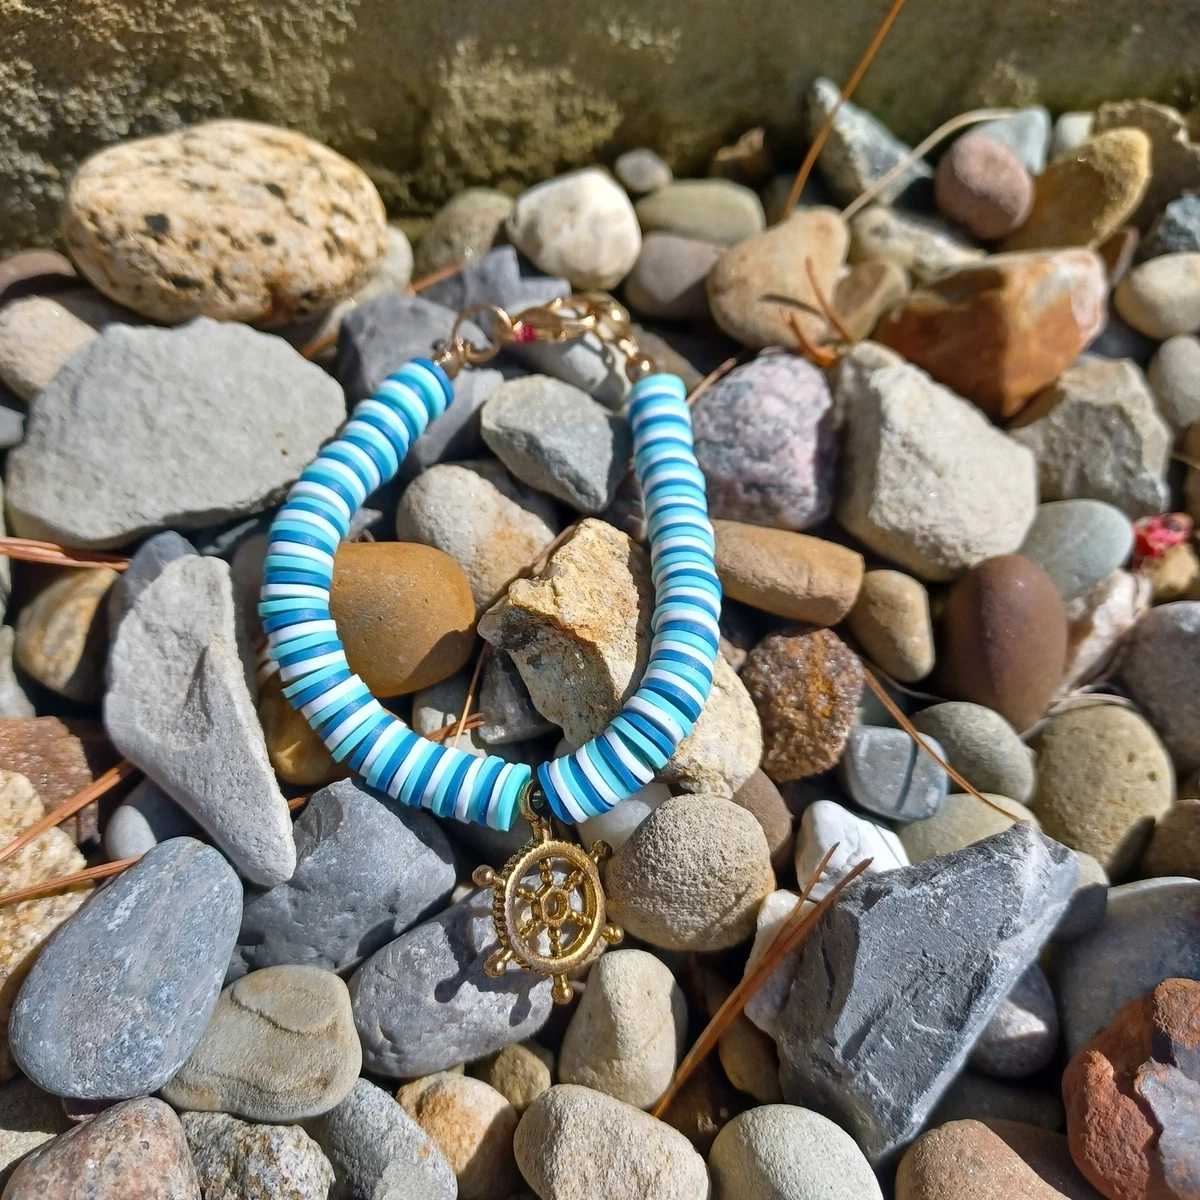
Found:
[7,318,344,549]
[973,105,1052,174]
[350,889,553,1078]
[776,823,1078,1165]
[1143,191,1200,258]
[837,724,948,822]
[304,1078,457,1200]
[106,530,196,641]
[420,243,568,315]
[103,777,201,860]
[1009,356,1171,519]
[9,837,242,1099]
[104,554,296,886]
[835,354,1037,581]
[335,291,485,402]
[182,1112,335,1200]
[481,374,632,513]
[808,76,933,207]
[229,778,455,979]
[1055,876,1200,1056]
[478,650,558,745]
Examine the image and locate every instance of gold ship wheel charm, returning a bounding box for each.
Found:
[472,786,623,1004]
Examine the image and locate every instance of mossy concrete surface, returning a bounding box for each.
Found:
[3,0,1199,252]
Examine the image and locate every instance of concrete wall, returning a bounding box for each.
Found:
[4,0,1199,251]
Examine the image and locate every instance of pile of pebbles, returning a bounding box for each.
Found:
[0,86,1194,1200]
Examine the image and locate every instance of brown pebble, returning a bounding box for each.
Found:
[846,569,934,683]
[257,671,348,788]
[896,1118,1103,1199]
[1002,129,1152,252]
[329,542,475,697]
[3,1097,200,1199]
[1140,541,1200,602]
[730,769,795,872]
[659,1055,741,1156]
[1140,796,1200,878]
[741,628,863,782]
[0,717,117,844]
[14,567,117,703]
[712,519,863,625]
[935,134,1034,241]
[935,555,1067,733]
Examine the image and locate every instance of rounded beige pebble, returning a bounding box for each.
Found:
[514,1084,709,1200]
[1114,252,1200,340]
[1028,704,1173,878]
[709,1104,883,1200]
[846,569,935,682]
[160,965,361,1122]
[397,1072,520,1200]
[899,793,1039,863]
[472,1041,553,1113]
[559,949,686,1109]
[605,794,775,951]
[62,119,388,326]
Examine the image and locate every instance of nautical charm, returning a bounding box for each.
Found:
[473,787,623,1005]
[260,293,720,1001]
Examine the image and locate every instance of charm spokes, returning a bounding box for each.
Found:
[472,787,622,1004]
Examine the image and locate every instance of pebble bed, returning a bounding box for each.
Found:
[0,84,1194,1200]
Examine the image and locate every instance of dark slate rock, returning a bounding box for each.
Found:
[10,837,241,1099]
[350,889,553,1078]
[106,529,196,640]
[837,724,948,822]
[478,650,558,745]
[776,823,1077,1165]
[335,293,485,402]
[1143,191,1200,258]
[303,1078,456,1200]
[228,778,456,981]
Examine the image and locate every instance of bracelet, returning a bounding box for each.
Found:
[259,295,720,998]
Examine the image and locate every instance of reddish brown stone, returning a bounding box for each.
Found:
[741,628,863,782]
[1063,978,1200,1200]
[935,555,1067,734]
[0,717,119,844]
[874,248,1107,420]
[3,1097,200,1198]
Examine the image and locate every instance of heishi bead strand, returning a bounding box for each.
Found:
[537,373,721,823]
[260,362,719,832]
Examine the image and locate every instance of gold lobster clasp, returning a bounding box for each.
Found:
[436,294,655,383]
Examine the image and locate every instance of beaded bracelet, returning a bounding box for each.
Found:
[260,295,721,998]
